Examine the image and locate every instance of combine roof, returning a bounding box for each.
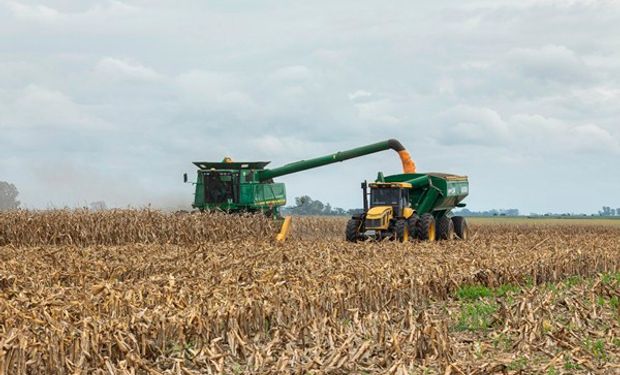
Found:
[193,161,271,170]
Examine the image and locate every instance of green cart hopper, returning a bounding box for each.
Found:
[345,172,470,242]
[185,139,416,240]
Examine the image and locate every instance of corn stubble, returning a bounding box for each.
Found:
[0,211,619,374]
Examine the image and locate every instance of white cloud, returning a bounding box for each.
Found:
[505,45,591,83]
[569,86,620,112]
[436,105,510,146]
[570,124,620,153]
[2,0,138,24]
[250,136,320,158]
[0,85,108,130]
[436,108,620,154]
[3,1,61,22]
[348,90,372,101]
[175,70,258,114]
[512,115,620,154]
[354,98,401,124]
[95,57,162,82]
[85,0,137,17]
[270,65,312,81]
[436,77,456,95]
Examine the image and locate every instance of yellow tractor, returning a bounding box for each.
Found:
[346,181,431,242]
[345,170,470,243]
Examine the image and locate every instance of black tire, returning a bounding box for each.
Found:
[437,215,455,241]
[452,216,469,240]
[345,219,361,242]
[407,214,420,239]
[394,219,409,242]
[417,213,436,241]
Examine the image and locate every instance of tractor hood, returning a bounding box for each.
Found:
[366,206,393,219]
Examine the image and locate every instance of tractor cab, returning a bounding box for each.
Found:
[365,182,413,224]
[369,182,411,215]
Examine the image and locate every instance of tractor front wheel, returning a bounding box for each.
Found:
[345,219,362,242]
[417,213,436,241]
[394,219,409,242]
[452,216,469,240]
[437,215,455,240]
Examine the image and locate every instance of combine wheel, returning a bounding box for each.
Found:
[451,216,469,240]
[407,214,420,239]
[417,213,436,241]
[394,219,409,242]
[437,215,455,240]
[345,219,362,242]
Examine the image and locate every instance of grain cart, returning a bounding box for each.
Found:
[345,172,469,242]
[184,139,416,240]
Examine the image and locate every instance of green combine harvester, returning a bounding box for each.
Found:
[185,138,469,241]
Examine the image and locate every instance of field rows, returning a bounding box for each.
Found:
[0,211,619,373]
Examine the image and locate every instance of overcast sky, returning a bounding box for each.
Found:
[1,0,619,214]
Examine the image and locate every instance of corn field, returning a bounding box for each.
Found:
[0,211,619,374]
[0,210,277,246]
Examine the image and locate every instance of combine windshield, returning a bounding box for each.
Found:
[370,188,400,206]
[203,171,236,203]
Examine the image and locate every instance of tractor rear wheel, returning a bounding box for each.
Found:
[417,213,436,241]
[345,219,362,242]
[437,215,455,240]
[407,214,420,240]
[394,219,409,242]
[452,216,469,240]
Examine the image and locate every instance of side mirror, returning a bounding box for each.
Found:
[183,173,188,183]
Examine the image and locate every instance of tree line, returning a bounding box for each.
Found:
[455,208,520,217]
[2,181,619,217]
[0,181,108,211]
[599,206,620,217]
[281,195,361,216]
[0,181,20,211]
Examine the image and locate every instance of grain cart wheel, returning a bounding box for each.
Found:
[407,214,420,239]
[451,216,469,240]
[394,219,409,242]
[417,213,436,241]
[437,215,455,240]
[345,219,362,242]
